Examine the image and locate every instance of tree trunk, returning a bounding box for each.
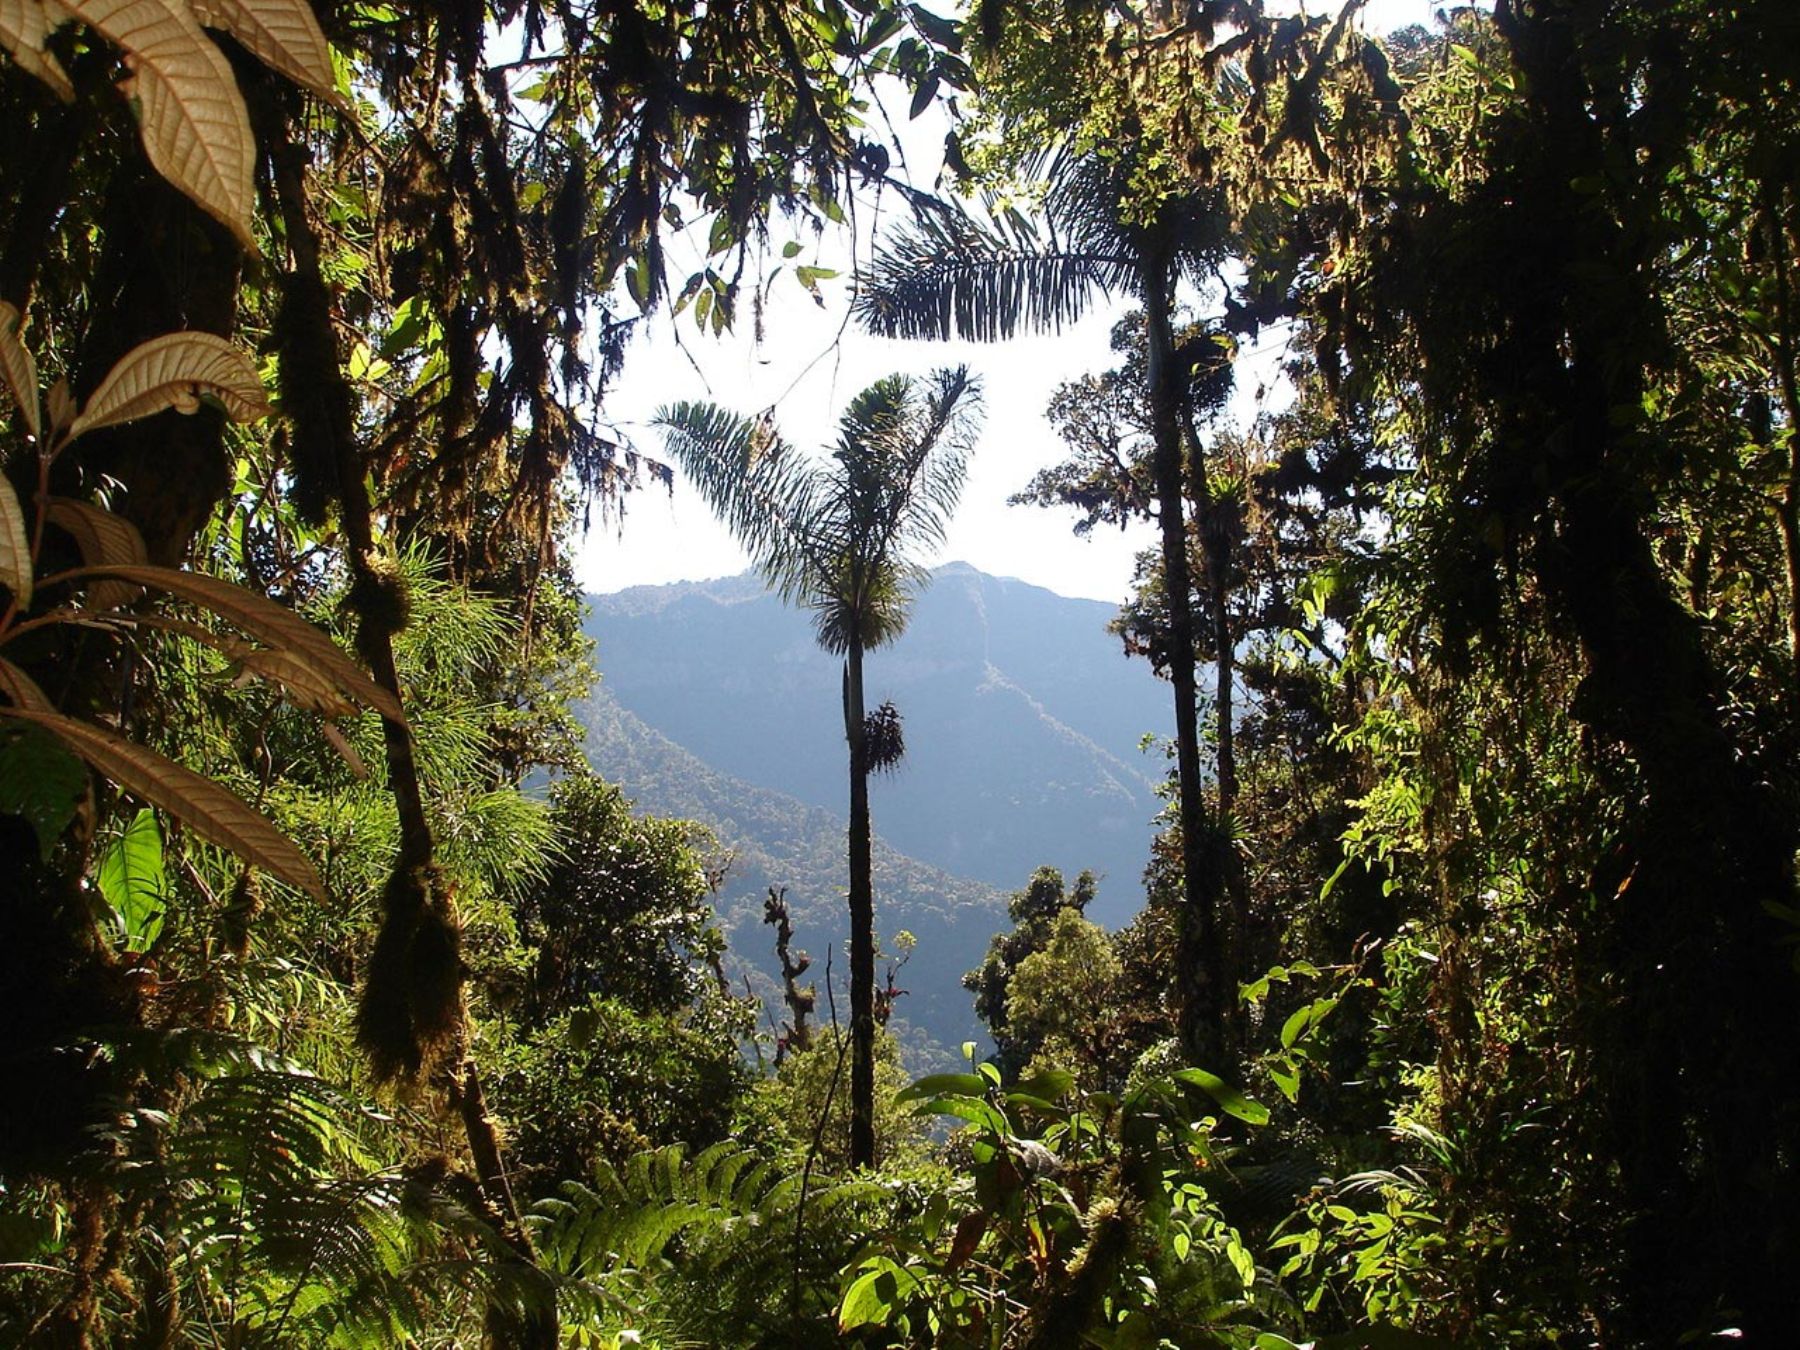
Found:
[844,643,877,1169]
[1146,260,1225,1070]
[1493,9,1800,1335]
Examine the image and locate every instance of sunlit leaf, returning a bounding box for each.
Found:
[0,474,31,609]
[57,563,404,722]
[67,329,269,440]
[0,300,42,441]
[50,0,257,247]
[228,645,360,718]
[97,806,170,951]
[187,0,336,100]
[0,0,75,101]
[1171,1067,1270,1126]
[44,498,147,610]
[0,704,325,898]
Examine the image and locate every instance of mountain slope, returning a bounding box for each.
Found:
[578,685,1009,1061]
[584,563,1173,925]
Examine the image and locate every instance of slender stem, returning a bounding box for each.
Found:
[1145,257,1223,1069]
[845,642,877,1169]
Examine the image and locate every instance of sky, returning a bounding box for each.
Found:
[575,0,1441,606]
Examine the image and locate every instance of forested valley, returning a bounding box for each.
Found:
[2,0,1797,1344]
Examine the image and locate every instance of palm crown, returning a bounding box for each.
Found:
[656,366,982,654]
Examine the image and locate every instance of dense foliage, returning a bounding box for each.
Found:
[2,0,1797,1345]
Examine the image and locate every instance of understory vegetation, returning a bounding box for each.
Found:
[2,0,1797,1345]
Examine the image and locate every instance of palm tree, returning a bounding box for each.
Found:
[856,155,1241,1069]
[657,367,982,1168]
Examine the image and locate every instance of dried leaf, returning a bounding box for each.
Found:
[45,498,147,610]
[0,655,54,710]
[66,329,269,441]
[48,0,256,247]
[0,705,325,898]
[0,474,32,610]
[0,301,42,442]
[59,563,405,723]
[0,0,75,101]
[187,0,336,100]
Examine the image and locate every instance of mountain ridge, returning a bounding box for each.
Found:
[582,562,1174,923]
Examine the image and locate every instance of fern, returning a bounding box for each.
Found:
[531,1142,888,1344]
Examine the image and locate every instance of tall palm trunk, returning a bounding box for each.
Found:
[1145,258,1225,1070]
[843,642,877,1168]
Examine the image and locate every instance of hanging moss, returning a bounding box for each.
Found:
[347,554,413,646]
[357,864,465,1084]
[221,868,261,959]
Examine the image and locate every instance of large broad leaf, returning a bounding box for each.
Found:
[1171,1067,1271,1126]
[0,300,42,441]
[0,0,75,101]
[187,0,335,99]
[0,655,54,711]
[44,498,147,610]
[0,721,88,858]
[48,0,255,246]
[97,806,170,951]
[66,329,269,441]
[57,563,404,722]
[0,705,325,899]
[0,475,30,609]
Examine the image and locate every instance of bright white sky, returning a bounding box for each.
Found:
[576,0,1438,604]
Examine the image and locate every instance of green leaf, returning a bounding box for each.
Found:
[908,71,940,120]
[1013,1067,1074,1101]
[1171,1068,1270,1126]
[908,4,960,51]
[0,723,87,858]
[896,1072,985,1102]
[98,808,171,953]
[839,1265,899,1331]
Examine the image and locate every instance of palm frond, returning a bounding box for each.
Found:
[855,205,1141,342]
[654,401,836,606]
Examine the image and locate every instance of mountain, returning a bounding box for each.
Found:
[578,685,1010,1063]
[583,563,1174,928]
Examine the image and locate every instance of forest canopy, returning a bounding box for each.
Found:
[2,0,1798,1346]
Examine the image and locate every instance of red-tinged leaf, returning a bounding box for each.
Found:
[944,1210,987,1274]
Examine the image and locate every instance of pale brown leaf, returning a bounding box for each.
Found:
[0,475,32,610]
[0,704,325,898]
[46,378,75,436]
[59,563,405,723]
[0,655,54,710]
[48,0,255,247]
[0,300,41,443]
[230,645,359,718]
[66,330,269,441]
[0,0,75,101]
[45,498,148,610]
[186,0,335,100]
[319,719,367,778]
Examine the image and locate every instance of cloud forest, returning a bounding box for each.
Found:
[1,0,1797,1345]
